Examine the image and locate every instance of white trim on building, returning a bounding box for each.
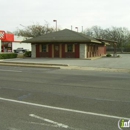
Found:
[31,44,36,58]
[79,44,87,59]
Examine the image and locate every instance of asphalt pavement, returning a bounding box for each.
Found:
[0,66,130,130]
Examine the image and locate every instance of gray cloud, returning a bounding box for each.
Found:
[0,0,130,32]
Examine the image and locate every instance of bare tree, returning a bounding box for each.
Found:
[84,26,105,38]
[14,23,56,37]
[104,27,130,52]
[84,26,130,53]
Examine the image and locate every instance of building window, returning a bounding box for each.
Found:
[67,44,73,52]
[42,45,47,52]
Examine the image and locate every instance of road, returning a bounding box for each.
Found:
[0,66,130,130]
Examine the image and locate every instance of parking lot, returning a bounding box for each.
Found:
[1,54,130,69]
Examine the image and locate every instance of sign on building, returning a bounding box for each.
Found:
[0,31,6,40]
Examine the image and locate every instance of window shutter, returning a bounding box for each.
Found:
[52,44,54,57]
[46,44,48,52]
[73,44,75,52]
[65,44,67,52]
[60,44,62,58]
[40,44,42,52]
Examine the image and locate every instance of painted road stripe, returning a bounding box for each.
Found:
[29,114,69,128]
[0,97,129,120]
[28,122,58,128]
[29,114,77,130]
[28,122,78,130]
[0,69,22,72]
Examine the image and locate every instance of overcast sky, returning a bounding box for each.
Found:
[0,0,130,32]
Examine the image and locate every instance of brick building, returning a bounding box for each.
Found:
[22,29,106,59]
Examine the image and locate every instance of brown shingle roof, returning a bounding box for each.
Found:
[22,29,102,44]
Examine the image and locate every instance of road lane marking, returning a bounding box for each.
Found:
[28,122,58,128]
[0,69,22,73]
[29,114,78,130]
[0,97,129,120]
[28,121,81,130]
[29,114,69,128]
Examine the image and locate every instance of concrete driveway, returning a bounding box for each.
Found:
[0,54,130,69]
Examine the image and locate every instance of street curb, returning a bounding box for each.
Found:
[0,63,61,69]
[0,61,69,66]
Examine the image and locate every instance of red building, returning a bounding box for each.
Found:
[0,30,14,52]
[0,31,31,53]
[22,29,107,59]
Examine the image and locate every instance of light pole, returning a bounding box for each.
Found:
[71,25,73,30]
[53,20,57,31]
[82,26,83,33]
[75,27,78,32]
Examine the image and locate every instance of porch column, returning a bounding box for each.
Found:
[80,44,87,59]
[59,44,62,58]
[52,44,54,58]
[31,44,36,58]
[0,40,1,52]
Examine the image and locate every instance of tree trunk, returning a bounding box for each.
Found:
[113,43,117,57]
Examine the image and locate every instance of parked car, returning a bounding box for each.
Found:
[14,48,28,53]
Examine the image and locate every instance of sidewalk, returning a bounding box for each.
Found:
[0,54,130,73]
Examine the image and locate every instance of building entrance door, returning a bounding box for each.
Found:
[54,44,60,57]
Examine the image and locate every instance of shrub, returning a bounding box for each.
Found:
[117,55,120,57]
[24,51,31,57]
[106,53,112,57]
[0,53,17,59]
